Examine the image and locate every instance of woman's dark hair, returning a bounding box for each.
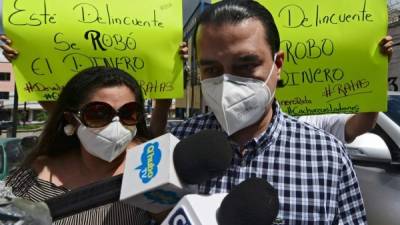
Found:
[194,0,280,56]
[23,66,149,166]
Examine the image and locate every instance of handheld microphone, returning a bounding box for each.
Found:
[1,174,123,223]
[161,178,280,225]
[217,177,279,225]
[120,130,233,213]
[44,174,123,221]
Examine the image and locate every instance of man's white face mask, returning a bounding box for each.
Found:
[201,55,277,135]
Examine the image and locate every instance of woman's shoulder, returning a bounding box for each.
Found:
[6,166,36,185]
[6,156,69,201]
[5,166,39,198]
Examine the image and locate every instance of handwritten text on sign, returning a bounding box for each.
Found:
[211,0,388,115]
[4,0,183,101]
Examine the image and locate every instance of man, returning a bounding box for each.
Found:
[158,1,366,224]
[171,37,393,144]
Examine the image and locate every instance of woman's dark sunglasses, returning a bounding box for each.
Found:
[72,101,140,128]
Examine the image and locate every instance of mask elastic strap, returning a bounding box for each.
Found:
[264,53,277,86]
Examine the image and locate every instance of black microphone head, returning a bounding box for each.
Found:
[217,178,279,225]
[173,129,233,184]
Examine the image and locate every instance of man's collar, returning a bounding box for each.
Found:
[251,100,283,148]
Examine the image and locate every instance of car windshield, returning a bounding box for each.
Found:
[385,95,400,127]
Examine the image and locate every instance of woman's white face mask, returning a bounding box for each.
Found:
[76,116,137,162]
[201,55,277,135]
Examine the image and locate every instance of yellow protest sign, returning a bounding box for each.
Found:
[3,0,183,101]
[210,0,388,115]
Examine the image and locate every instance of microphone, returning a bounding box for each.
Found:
[40,130,232,220]
[120,130,233,213]
[44,174,123,221]
[0,197,52,225]
[161,178,280,225]
[217,177,279,225]
[1,174,122,223]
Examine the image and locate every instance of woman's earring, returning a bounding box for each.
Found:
[64,124,76,136]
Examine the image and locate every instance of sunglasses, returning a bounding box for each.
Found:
[72,101,140,128]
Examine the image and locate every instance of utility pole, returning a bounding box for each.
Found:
[11,84,18,137]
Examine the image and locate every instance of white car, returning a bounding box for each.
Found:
[346,94,400,225]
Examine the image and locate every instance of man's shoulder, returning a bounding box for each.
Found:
[174,112,217,128]
[278,115,348,173]
[281,112,346,152]
[170,112,221,139]
[297,114,351,143]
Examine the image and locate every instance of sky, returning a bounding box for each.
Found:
[389,0,400,8]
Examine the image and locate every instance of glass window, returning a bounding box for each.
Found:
[0,92,9,99]
[0,72,10,81]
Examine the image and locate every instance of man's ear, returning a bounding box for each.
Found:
[275,50,284,74]
[275,51,284,87]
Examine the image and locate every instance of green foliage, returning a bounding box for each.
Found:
[17,124,43,130]
[34,111,48,121]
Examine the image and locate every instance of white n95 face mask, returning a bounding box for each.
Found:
[76,117,137,162]
[201,58,276,135]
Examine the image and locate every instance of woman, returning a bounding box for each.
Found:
[6,66,152,224]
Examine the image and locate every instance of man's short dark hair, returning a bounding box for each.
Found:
[194,0,280,56]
